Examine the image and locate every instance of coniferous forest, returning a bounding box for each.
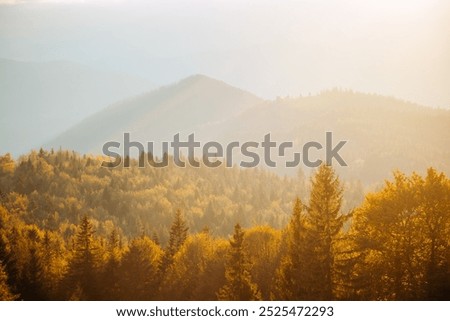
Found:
[0,150,449,301]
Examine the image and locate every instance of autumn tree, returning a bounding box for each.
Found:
[119,236,162,300]
[160,233,218,300]
[418,168,450,299]
[243,225,281,300]
[351,168,450,300]
[217,224,261,301]
[192,238,228,300]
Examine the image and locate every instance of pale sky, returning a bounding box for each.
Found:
[1,0,449,108]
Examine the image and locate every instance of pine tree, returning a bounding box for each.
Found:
[66,215,99,300]
[159,209,188,273]
[305,164,345,300]
[40,231,58,299]
[217,224,261,300]
[2,227,21,298]
[21,245,44,300]
[101,229,122,300]
[273,198,306,299]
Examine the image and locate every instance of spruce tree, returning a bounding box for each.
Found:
[218,224,261,300]
[273,198,306,299]
[40,231,59,299]
[159,209,188,273]
[67,215,99,300]
[305,164,345,300]
[101,229,122,300]
[21,246,44,300]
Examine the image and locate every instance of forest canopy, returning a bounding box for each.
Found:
[0,150,449,300]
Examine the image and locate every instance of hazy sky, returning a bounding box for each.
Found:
[1,0,449,108]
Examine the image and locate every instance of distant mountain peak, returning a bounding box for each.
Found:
[45,74,263,154]
[173,74,222,87]
[172,74,253,95]
[181,73,214,82]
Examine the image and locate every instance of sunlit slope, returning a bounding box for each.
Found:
[46,75,450,185]
[211,90,450,184]
[46,74,263,153]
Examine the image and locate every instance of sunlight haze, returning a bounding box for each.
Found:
[1,0,449,108]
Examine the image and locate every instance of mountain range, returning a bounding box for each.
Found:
[1,61,449,186]
[46,74,450,186]
[47,74,262,154]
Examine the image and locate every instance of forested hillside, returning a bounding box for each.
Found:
[0,149,311,241]
[47,75,262,154]
[45,75,450,186]
[208,89,450,183]
[0,150,448,300]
